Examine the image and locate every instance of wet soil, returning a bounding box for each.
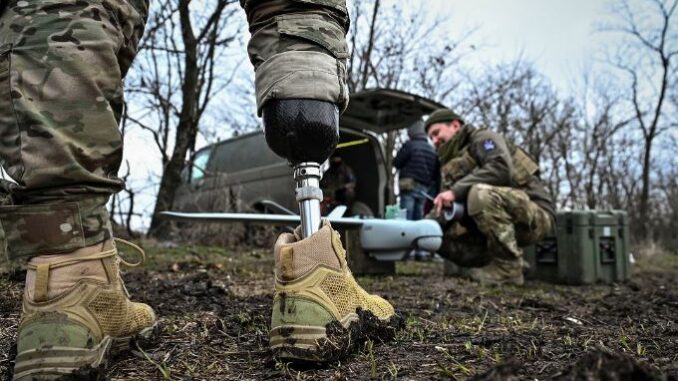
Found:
[1,244,676,380]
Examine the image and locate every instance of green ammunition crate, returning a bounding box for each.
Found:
[609,210,631,280]
[524,210,631,284]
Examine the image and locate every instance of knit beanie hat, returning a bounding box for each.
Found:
[424,108,464,132]
[407,120,426,138]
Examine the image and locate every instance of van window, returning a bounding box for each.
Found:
[190,149,211,183]
[210,133,282,173]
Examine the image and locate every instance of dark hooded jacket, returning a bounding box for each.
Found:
[394,126,440,188]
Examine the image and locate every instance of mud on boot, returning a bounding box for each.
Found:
[12,239,156,381]
[269,221,402,362]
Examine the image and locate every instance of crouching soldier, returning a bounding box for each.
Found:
[424,109,555,285]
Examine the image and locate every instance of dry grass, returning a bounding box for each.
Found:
[1,242,676,381]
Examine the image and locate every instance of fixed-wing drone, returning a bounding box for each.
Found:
[161,199,467,262]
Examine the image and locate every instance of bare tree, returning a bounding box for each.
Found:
[457,61,578,205]
[123,0,242,238]
[603,0,678,240]
[460,61,566,159]
[562,73,635,209]
[346,0,473,202]
[347,0,472,99]
[108,104,142,237]
[109,160,143,238]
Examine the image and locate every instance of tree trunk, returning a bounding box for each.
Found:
[638,135,653,241]
[148,0,199,238]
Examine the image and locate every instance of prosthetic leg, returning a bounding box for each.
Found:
[263,99,400,361]
[238,0,400,361]
[294,162,323,238]
[262,99,339,237]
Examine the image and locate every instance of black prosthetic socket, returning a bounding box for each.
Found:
[263,99,340,165]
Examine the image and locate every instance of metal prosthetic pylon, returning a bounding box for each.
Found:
[293,162,323,238]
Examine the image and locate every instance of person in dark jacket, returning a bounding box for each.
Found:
[395,121,440,221]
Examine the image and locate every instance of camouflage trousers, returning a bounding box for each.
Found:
[439,184,554,266]
[0,0,149,259]
[240,0,350,114]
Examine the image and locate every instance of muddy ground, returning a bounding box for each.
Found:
[1,242,676,380]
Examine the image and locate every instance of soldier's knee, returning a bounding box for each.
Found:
[467,183,498,216]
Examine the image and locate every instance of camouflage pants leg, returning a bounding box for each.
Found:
[467,183,553,259]
[0,0,149,259]
[240,0,350,114]
[438,221,492,267]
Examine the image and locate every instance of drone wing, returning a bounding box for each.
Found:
[160,211,364,229]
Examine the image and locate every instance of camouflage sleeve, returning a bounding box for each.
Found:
[450,131,513,200]
[240,0,350,115]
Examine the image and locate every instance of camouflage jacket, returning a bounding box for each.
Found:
[438,125,555,220]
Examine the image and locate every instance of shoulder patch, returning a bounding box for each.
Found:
[483,139,496,152]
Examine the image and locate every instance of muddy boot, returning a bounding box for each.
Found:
[466,257,524,286]
[269,221,401,362]
[13,239,156,381]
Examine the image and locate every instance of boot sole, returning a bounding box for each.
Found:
[12,323,157,381]
[270,309,403,362]
[12,337,112,381]
[270,325,336,361]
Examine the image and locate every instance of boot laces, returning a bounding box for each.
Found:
[25,238,145,270]
[114,238,146,268]
[25,238,146,302]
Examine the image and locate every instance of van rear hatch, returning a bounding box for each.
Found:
[341,89,445,133]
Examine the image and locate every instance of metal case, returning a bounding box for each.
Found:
[524,210,631,284]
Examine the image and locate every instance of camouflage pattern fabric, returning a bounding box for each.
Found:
[432,122,556,266]
[438,221,491,267]
[0,0,348,259]
[240,0,350,114]
[437,124,556,220]
[437,183,553,265]
[0,0,149,258]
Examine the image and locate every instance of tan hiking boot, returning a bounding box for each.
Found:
[269,221,401,362]
[466,257,525,286]
[13,239,156,381]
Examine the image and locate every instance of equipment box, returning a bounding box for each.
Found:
[524,210,631,285]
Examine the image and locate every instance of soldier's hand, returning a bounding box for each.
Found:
[434,191,455,217]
